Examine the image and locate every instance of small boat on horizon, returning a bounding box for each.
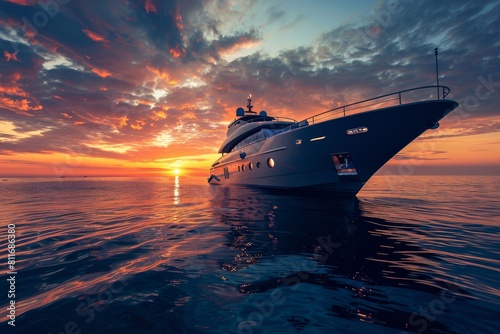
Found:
[208,85,458,195]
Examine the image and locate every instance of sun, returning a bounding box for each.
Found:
[173,169,180,176]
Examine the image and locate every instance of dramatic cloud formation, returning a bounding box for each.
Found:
[0,0,499,176]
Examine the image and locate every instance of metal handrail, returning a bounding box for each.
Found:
[271,85,451,136]
[280,86,451,133]
[310,85,450,122]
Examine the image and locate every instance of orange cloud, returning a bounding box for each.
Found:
[146,65,169,79]
[82,29,107,43]
[183,112,197,119]
[117,116,128,127]
[169,45,186,58]
[91,67,112,78]
[152,110,166,119]
[0,97,41,115]
[0,84,28,97]
[4,50,19,62]
[11,72,22,81]
[130,121,145,130]
[144,0,157,14]
[0,97,30,110]
[218,37,260,56]
[174,13,184,30]
[0,73,43,114]
[136,99,153,106]
[4,0,37,5]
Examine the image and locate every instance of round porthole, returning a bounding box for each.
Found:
[238,166,241,172]
[256,162,261,168]
[249,163,253,170]
[267,158,275,168]
[242,164,245,171]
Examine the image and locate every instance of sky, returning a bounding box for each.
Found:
[0,0,499,177]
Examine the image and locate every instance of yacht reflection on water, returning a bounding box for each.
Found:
[209,186,465,333]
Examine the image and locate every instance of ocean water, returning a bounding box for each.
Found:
[0,175,499,334]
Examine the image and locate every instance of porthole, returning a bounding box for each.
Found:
[256,162,261,168]
[267,158,275,168]
[242,164,245,171]
[249,163,253,170]
[238,165,241,172]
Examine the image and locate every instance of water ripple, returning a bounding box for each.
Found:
[0,176,498,333]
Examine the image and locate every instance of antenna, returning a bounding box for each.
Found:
[434,48,440,99]
[247,94,253,113]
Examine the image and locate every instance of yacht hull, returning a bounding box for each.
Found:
[209,100,458,195]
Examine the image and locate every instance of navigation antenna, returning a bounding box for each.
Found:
[247,94,253,113]
[434,48,440,99]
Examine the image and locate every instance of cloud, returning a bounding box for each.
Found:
[82,29,108,43]
[421,117,500,140]
[91,67,112,78]
[0,0,499,172]
[3,50,20,61]
[144,0,158,14]
[392,150,449,161]
[3,0,38,5]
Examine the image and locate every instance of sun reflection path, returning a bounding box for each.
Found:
[174,175,180,205]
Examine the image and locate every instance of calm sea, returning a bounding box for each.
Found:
[0,175,499,334]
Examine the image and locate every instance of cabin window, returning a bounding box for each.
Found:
[267,158,275,168]
[256,162,261,168]
[249,163,253,170]
[238,165,241,172]
[242,164,245,171]
[231,128,284,152]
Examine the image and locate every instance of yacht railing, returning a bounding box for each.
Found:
[272,85,451,135]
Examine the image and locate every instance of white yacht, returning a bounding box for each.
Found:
[208,86,458,195]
